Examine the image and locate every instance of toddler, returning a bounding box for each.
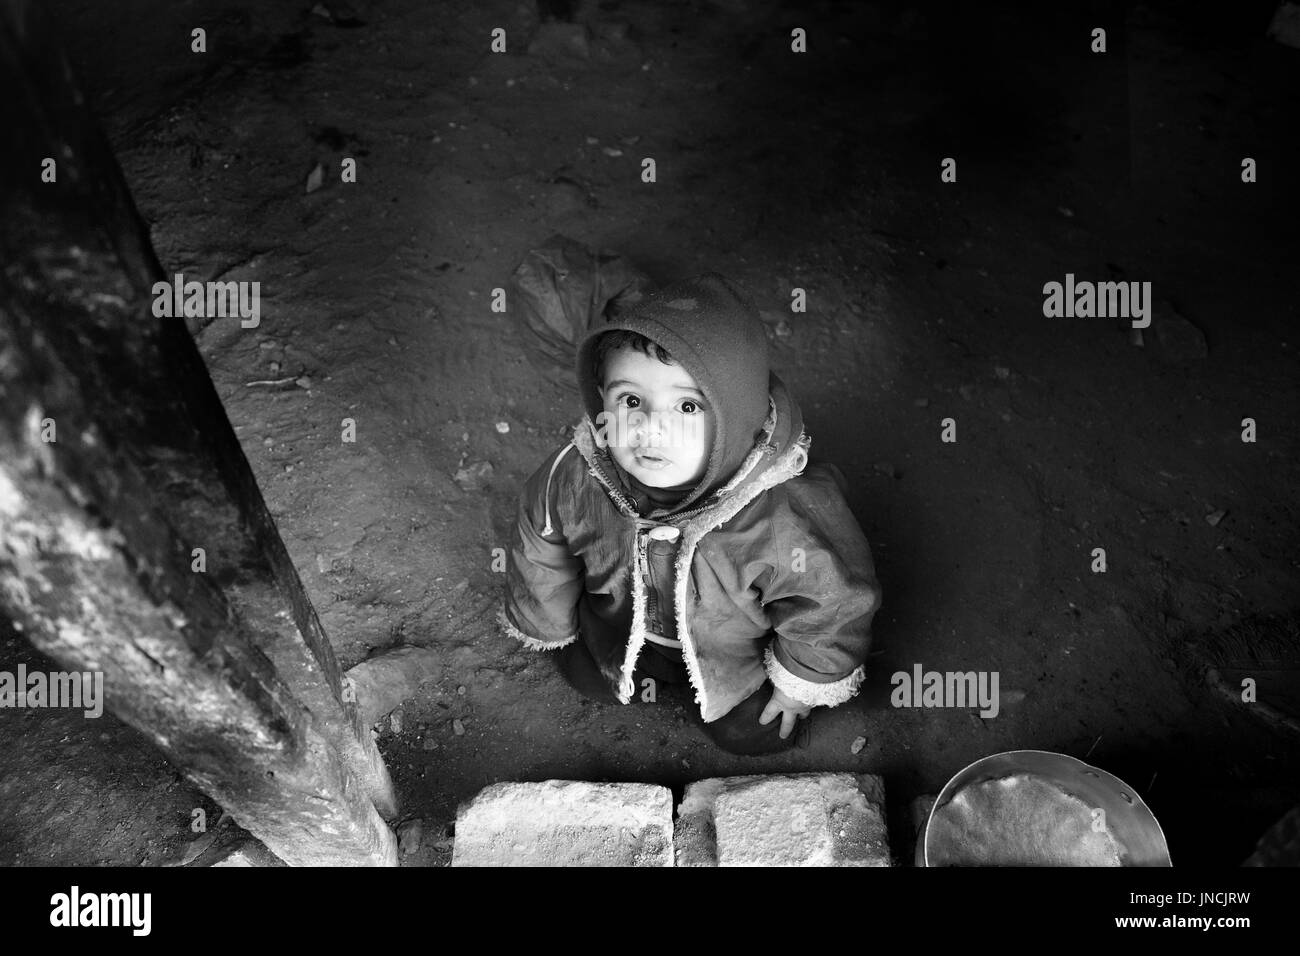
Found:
[499,273,880,754]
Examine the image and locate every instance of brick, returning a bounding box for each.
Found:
[675,773,891,867]
[451,780,673,867]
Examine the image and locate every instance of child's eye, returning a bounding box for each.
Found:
[618,394,640,409]
[679,399,702,414]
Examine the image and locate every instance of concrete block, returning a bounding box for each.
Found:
[452,780,673,867]
[675,773,891,867]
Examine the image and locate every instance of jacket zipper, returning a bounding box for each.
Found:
[636,526,650,574]
[636,525,671,637]
[634,526,660,635]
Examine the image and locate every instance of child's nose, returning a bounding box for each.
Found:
[641,415,670,447]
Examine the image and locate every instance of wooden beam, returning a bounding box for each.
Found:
[0,1,397,865]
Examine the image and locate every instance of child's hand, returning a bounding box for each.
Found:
[758,686,813,739]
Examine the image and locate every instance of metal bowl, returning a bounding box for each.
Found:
[919,749,1172,867]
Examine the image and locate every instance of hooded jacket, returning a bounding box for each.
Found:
[498,274,881,722]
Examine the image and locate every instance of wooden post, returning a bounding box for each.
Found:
[0,1,397,865]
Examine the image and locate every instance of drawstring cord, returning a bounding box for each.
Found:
[540,442,576,536]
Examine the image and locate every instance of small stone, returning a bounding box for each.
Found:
[774,319,793,339]
[850,735,867,755]
[295,376,312,389]
[180,833,218,866]
[1057,206,1074,218]
[1205,509,1227,527]
[315,553,330,574]
[601,146,623,157]
[1153,303,1208,363]
[994,366,1010,380]
[268,360,281,374]
[457,685,467,695]
[495,421,510,434]
[397,819,423,856]
[389,708,404,734]
[344,646,445,728]
[422,737,438,751]
[305,162,324,194]
[585,135,599,145]
[527,22,591,60]
[453,718,465,736]
[453,460,495,491]
[210,840,281,867]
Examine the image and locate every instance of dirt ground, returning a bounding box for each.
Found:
[3,0,1298,866]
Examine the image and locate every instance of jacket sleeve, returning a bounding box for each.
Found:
[497,443,583,651]
[757,467,881,708]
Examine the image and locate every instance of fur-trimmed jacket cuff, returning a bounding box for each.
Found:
[497,608,578,651]
[763,645,864,708]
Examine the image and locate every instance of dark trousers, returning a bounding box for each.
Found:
[555,639,803,756]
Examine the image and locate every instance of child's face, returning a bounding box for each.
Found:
[597,346,714,489]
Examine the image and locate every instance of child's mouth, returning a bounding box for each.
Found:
[633,451,670,469]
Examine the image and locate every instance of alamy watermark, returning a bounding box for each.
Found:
[151,272,260,328]
[891,663,1000,718]
[0,664,104,718]
[1042,273,1151,328]
[592,408,706,451]
[50,886,150,936]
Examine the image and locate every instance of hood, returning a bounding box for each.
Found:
[575,272,780,514]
